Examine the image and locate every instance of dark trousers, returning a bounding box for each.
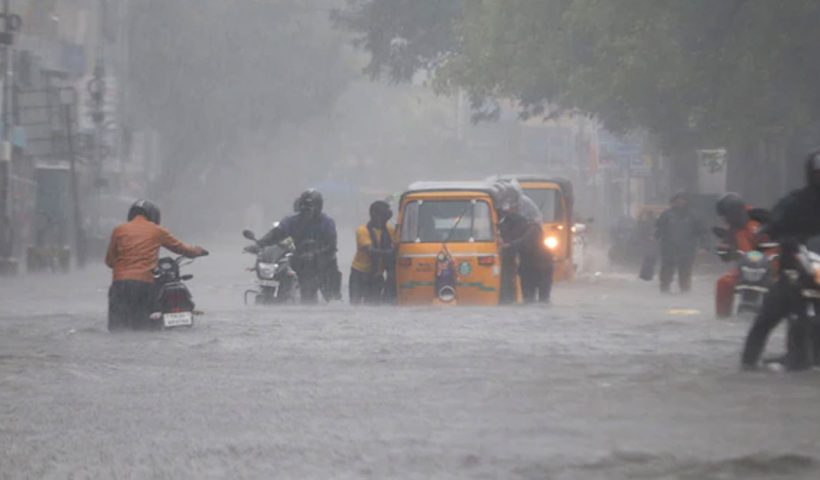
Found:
[741,280,820,369]
[297,255,342,304]
[349,268,383,305]
[659,253,694,292]
[108,280,155,332]
[520,261,553,303]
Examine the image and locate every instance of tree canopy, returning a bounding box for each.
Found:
[337,0,820,169]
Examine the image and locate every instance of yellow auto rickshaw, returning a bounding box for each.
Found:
[490,175,575,281]
[395,182,504,306]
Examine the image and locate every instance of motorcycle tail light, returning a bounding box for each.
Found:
[164,289,189,307]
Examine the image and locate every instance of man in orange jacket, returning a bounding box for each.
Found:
[714,193,760,318]
[105,200,207,331]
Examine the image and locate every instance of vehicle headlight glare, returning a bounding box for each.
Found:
[258,262,277,279]
[544,236,559,250]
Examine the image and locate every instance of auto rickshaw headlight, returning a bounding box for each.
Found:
[544,236,559,250]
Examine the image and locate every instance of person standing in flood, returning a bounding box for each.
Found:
[349,201,397,304]
[655,192,706,293]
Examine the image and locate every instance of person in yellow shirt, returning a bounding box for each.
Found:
[350,201,396,304]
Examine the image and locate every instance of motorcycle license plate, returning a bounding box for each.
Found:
[163,311,193,328]
[260,280,278,287]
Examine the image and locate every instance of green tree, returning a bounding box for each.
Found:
[337,0,820,198]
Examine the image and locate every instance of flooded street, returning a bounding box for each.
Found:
[2,246,819,479]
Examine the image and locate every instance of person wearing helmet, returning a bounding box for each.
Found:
[350,200,397,305]
[256,189,342,303]
[714,193,762,317]
[654,192,706,293]
[741,149,820,369]
[105,200,208,332]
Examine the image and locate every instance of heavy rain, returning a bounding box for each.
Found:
[1,1,820,479]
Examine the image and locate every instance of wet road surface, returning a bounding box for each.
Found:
[1,247,819,479]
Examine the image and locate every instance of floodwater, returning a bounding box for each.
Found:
[1,243,819,479]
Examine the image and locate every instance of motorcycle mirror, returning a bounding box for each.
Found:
[242,229,257,241]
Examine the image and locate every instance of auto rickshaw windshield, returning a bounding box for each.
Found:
[400,199,494,243]
[522,188,564,222]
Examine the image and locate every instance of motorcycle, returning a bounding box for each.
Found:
[713,227,777,316]
[242,229,298,305]
[148,253,207,329]
[777,238,820,369]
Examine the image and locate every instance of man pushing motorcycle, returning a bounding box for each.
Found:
[741,149,820,370]
[252,189,343,303]
[105,200,208,332]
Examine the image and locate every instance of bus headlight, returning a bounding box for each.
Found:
[544,236,559,250]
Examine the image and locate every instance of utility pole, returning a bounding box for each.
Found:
[0,0,17,274]
[90,0,107,236]
[64,104,86,267]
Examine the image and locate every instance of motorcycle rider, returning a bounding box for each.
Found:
[350,201,396,305]
[655,192,706,293]
[714,193,761,317]
[497,184,553,304]
[255,189,342,303]
[741,149,820,369]
[105,200,208,332]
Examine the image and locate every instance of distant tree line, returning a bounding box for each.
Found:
[335,0,820,202]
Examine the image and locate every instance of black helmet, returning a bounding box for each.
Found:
[297,189,323,218]
[716,192,748,229]
[805,149,820,189]
[369,200,392,224]
[128,199,161,224]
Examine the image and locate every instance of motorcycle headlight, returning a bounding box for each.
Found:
[740,266,767,282]
[258,262,277,280]
[544,236,559,250]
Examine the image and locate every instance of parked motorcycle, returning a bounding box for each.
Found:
[242,229,298,305]
[148,253,207,329]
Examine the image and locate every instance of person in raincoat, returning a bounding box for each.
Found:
[496,181,553,304]
[655,192,706,293]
